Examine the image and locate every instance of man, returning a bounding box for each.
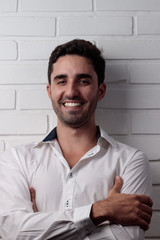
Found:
[0,39,152,239]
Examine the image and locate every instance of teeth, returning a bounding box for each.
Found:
[64,102,81,107]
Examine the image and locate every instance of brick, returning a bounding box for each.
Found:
[106,63,128,83]
[152,187,160,210]
[99,86,160,109]
[0,0,17,12]
[0,90,15,109]
[58,16,132,36]
[0,114,48,135]
[96,109,129,135]
[0,41,17,60]
[129,63,160,84]
[0,17,55,37]
[150,162,160,184]
[21,0,92,11]
[0,64,47,84]
[137,16,160,35]
[19,40,66,60]
[98,40,160,59]
[113,135,160,161]
[132,111,160,134]
[95,0,160,11]
[19,89,51,109]
[146,212,160,237]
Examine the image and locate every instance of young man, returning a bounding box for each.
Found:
[0,39,152,239]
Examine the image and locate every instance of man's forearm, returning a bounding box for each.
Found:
[90,176,152,230]
[0,207,94,240]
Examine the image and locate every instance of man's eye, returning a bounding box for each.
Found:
[57,80,66,85]
[79,79,90,85]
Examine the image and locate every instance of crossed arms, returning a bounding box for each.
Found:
[0,147,152,240]
[30,176,152,238]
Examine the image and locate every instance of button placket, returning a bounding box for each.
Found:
[64,171,76,209]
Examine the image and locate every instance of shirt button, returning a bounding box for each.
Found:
[86,228,91,235]
[65,200,69,207]
[69,172,73,178]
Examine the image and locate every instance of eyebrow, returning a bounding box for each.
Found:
[53,73,92,81]
[77,73,92,79]
[54,74,67,81]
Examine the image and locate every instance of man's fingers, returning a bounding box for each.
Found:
[139,202,152,225]
[29,187,38,212]
[140,195,153,207]
[141,203,153,217]
[135,219,149,231]
[112,176,123,193]
[135,194,153,209]
[29,187,36,202]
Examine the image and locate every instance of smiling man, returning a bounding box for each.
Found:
[0,39,152,240]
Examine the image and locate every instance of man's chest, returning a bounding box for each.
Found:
[30,154,119,212]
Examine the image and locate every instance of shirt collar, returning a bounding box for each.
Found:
[41,126,118,148]
[98,127,118,148]
[43,127,57,142]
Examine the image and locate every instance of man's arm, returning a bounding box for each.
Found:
[0,150,94,240]
[90,150,153,240]
[30,176,152,240]
[30,177,152,231]
[91,176,152,230]
[0,148,152,240]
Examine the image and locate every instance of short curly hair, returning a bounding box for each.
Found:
[48,39,105,86]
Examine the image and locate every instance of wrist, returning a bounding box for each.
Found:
[90,200,111,226]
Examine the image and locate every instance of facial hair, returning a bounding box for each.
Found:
[51,93,99,128]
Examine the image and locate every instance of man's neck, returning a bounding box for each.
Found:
[56,121,98,168]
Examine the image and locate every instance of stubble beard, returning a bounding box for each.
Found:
[52,96,98,128]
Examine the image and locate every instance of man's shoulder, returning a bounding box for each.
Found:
[0,140,46,161]
[112,137,148,168]
[100,127,146,161]
[100,128,137,151]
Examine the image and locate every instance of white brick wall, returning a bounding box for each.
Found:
[0,90,15,109]
[0,0,17,12]
[0,0,159,238]
[0,41,17,60]
[0,113,48,135]
[58,16,132,36]
[98,40,160,59]
[137,16,160,35]
[95,0,160,11]
[20,0,92,12]
[0,63,47,84]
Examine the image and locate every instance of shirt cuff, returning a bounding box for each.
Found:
[74,204,95,238]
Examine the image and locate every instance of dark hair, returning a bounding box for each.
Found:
[48,39,105,86]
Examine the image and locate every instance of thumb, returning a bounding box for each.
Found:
[113,176,123,193]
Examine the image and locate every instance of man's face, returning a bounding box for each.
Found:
[47,54,106,128]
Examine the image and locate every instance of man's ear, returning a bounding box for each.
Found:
[47,84,51,100]
[98,83,106,101]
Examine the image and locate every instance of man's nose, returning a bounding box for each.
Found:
[66,81,79,98]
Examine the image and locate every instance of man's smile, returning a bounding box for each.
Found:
[63,102,82,107]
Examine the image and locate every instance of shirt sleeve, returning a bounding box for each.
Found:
[108,150,152,240]
[0,150,95,240]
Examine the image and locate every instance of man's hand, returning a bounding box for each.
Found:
[90,176,153,231]
[29,187,38,212]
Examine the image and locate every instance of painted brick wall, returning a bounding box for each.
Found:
[0,0,159,239]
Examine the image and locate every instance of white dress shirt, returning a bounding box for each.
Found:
[0,127,152,240]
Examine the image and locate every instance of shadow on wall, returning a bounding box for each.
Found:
[96,63,130,135]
